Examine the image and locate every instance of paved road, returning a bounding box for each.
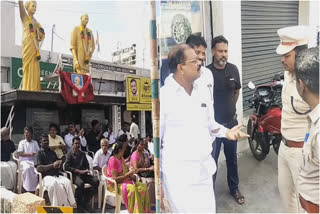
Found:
[215,142,283,213]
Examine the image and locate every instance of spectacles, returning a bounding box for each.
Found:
[183,58,199,65]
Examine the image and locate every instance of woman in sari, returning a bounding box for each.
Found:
[130,138,155,212]
[105,140,150,213]
[19,1,45,91]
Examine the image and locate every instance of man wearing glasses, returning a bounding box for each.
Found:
[160,44,248,212]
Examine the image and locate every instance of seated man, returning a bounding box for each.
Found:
[48,123,66,160]
[64,123,87,152]
[93,138,111,181]
[0,127,17,190]
[17,126,40,192]
[65,137,98,212]
[35,135,76,207]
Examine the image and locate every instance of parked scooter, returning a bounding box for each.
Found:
[246,73,284,161]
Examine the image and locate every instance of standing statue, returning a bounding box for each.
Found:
[70,14,95,74]
[19,1,45,91]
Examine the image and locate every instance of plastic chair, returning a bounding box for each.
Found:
[12,151,22,194]
[34,167,47,198]
[101,165,122,214]
[62,162,95,208]
[93,169,103,209]
[34,167,68,200]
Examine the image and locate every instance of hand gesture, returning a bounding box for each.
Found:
[74,60,80,72]
[79,128,85,137]
[128,168,137,176]
[226,124,249,141]
[53,160,61,169]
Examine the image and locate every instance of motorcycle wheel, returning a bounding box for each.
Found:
[247,119,267,161]
[272,134,282,155]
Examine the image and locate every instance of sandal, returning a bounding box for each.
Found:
[231,189,245,205]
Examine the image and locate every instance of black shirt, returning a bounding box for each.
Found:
[86,130,100,153]
[207,62,241,123]
[1,140,16,161]
[35,148,62,177]
[65,149,89,173]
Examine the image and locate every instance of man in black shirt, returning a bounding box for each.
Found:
[86,120,103,153]
[207,35,244,205]
[65,136,98,211]
[35,135,76,207]
[0,127,17,190]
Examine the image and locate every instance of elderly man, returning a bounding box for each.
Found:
[93,138,111,179]
[294,47,319,213]
[48,123,66,160]
[17,126,40,192]
[0,127,16,190]
[65,136,98,212]
[35,135,76,207]
[276,25,310,213]
[160,44,248,212]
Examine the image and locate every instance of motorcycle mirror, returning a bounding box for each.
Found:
[248,81,255,89]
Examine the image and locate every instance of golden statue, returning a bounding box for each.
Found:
[19,1,45,91]
[70,14,95,74]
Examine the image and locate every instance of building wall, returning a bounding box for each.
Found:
[299,0,319,47]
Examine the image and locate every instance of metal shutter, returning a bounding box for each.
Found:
[241,1,299,110]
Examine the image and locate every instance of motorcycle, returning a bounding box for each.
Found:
[246,73,284,161]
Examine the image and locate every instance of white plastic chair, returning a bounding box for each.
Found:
[91,168,105,209]
[12,151,22,194]
[101,165,122,214]
[34,167,68,200]
[34,167,47,198]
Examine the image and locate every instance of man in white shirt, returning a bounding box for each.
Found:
[103,127,116,147]
[117,122,131,140]
[93,138,111,181]
[64,124,87,152]
[129,117,140,139]
[17,126,40,192]
[160,44,248,213]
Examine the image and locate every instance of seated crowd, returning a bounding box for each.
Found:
[0,120,155,213]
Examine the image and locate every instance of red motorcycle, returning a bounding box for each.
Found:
[246,74,283,161]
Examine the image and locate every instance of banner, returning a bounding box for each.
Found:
[59,69,94,104]
[126,76,151,111]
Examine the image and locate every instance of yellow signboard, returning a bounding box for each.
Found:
[126,76,151,111]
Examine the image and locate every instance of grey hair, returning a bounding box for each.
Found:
[1,127,9,135]
[295,47,319,95]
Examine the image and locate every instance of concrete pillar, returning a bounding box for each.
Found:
[112,105,121,134]
[139,111,146,138]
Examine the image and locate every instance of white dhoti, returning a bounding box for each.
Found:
[163,155,216,213]
[43,175,76,206]
[0,161,17,190]
[20,161,38,192]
